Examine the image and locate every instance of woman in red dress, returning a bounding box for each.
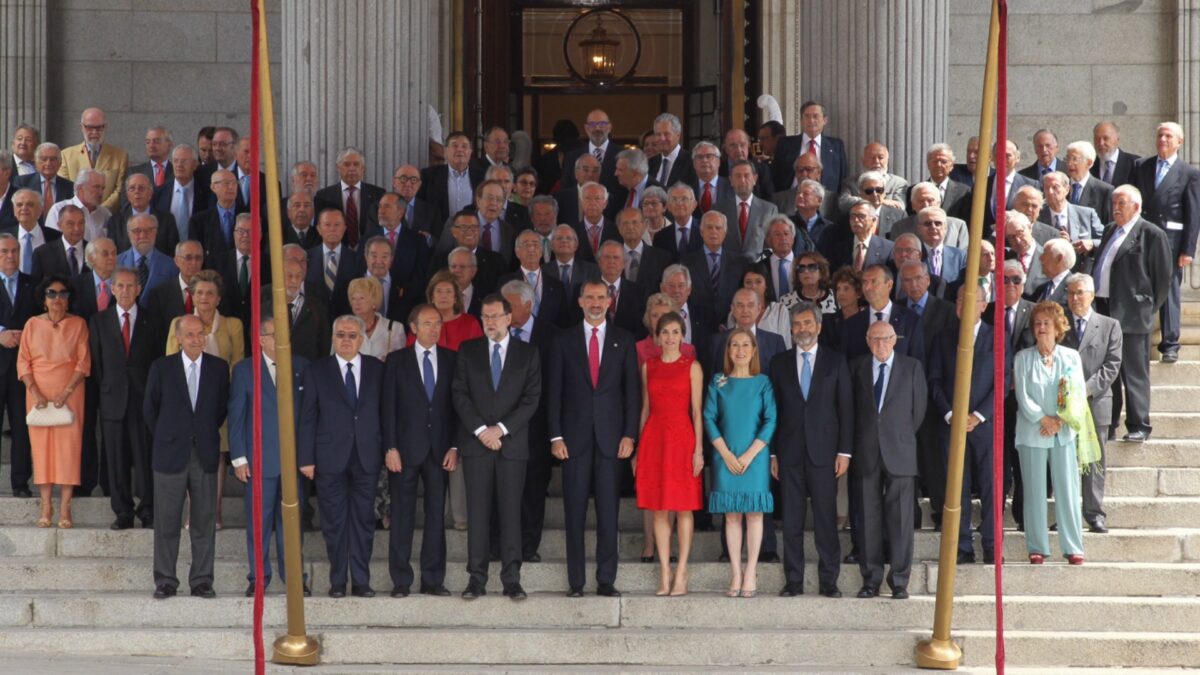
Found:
[636,311,704,596]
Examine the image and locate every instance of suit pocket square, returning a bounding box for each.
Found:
[1167,221,1184,231]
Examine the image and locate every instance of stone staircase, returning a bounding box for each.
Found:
[1,307,1199,670]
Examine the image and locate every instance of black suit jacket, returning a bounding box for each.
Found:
[983,172,1040,233]
[69,270,104,321]
[0,272,35,376]
[143,352,230,474]
[451,336,542,460]
[1134,156,1200,259]
[682,247,745,323]
[1018,158,1067,181]
[928,323,995,433]
[150,180,210,232]
[553,186,582,225]
[546,323,641,457]
[265,294,330,362]
[89,305,165,421]
[1074,177,1114,225]
[297,354,385,474]
[498,268,568,329]
[0,184,16,230]
[771,134,849,194]
[142,275,187,326]
[651,221,705,261]
[647,148,696,188]
[306,244,367,317]
[608,278,648,340]
[31,238,89,284]
[910,295,956,362]
[719,159,774,200]
[839,304,925,364]
[542,258,600,306]
[629,243,671,292]
[282,220,321,250]
[359,224,430,321]
[850,353,926,477]
[382,345,457,466]
[571,217,621,263]
[562,145,620,189]
[214,251,252,351]
[314,181,385,247]
[428,246,505,298]
[1094,217,1173,333]
[189,206,236,264]
[1090,150,1140,188]
[769,346,854,466]
[417,164,485,225]
[128,160,174,191]
[13,174,74,218]
[106,205,179,256]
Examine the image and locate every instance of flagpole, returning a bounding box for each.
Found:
[915,0,1002,668]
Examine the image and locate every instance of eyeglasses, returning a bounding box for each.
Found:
[795,263,821,273]
[1003,275,1024,284]
[334,331,360,340]
[393,176,420,184]
[585,121,610,128]
[863,187,886,195]
[177,254,205,262]
[694,153,719,161]
[45,289,70,299]
[83,124,107,132]
[129,228,157,235]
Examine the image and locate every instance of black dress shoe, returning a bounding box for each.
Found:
[523,552,542,563]
[779,583,803,597]
[140,516,154,529]
[717,552,730,563]
[819,585,842,598]
[153,584,176,599]
[983,551,997,565]
[503,584,527,600]
[1106,429,1117,442]
[110,518,135,531]
[190,583,216,599]
[1049,523,1058,532]
[461,583,485,600]
[301,518,317,532]
[328,585,346,599]
[1161,351,1179,363]
[390,587,409,598]
[1088,518,1109,534]
[303,583,312,597]
[597,584,621,597]
[856,586,878,599]
[640,555,655,563]
[843,553,860,564]
[245,583,256,597]
[566,587,584,598]
[956,551,976,565]
[892,588,910,600]
[420,584,451,596]
[351,585,375,598]
[758,551,780,563]
[1123,430,1150,443]
[12,487,32,498]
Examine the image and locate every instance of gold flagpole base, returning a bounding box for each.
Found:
[915,637,962,669]
[272,633,321,665]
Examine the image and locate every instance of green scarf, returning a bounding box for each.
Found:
[1057,369,1102,474]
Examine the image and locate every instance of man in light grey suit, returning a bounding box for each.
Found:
[1012,186,1063,246]
[888,182,968,249]
[837,142,908,213]
[856,172,905,238]
[772,152,837,218]
[1063,142,1114,224]
[850,320,925,600]
[1064,273,1122,533]
[715,159,778,261]
[1006,211,1047,291]
[1041,172,1104,258]
[1026,238,1075,305]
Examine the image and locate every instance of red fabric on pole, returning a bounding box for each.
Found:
[993,1,1009,672]
[249,1,265,672]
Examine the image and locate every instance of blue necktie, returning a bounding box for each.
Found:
[422,350,436,402]
[1156,159,1169,188]
[800,351,812,400]
[1070,182,1082,204]
[344,362,357,409]
[221,209,233,245]
[490,343,502,390]
[5,276,14,305]
[777,258,790,297]
[240,174,250,205]
[874,362,887,410]
[21,233,32,276]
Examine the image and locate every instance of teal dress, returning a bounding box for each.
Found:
[703,374,777,514]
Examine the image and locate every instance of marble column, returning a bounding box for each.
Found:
[1180,0,1200,165]
[282,1,434,189]
[760,0,949,183]
[0,0,47,141]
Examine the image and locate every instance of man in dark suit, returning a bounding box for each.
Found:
[314,148,385,249]
[691,141,734,218]
[31,203,88,284]
[0,234,35,496]
[547,279,640,597]
[771,303,852,597]
[596,241,647,340]
[429,212,505,297]
[107,173,179,256]
[126,126,174,196]
[850,320,926,599]
[267,257,331,363]
[3,189,61,278]
[606,149,662,221]
[682,211,744,324]
[361,192,430,322]
[1019,129,1066,181]
[382,305,458,597]
[470,126,511,175]
[1133,122,1200,363]
[0,159,17,231]
[928,287,996,563]
[572,181,621,263]
[214,214,254,355]
[915,207,966,285]
[984,141,1040,233]
[139,240,200,325]
[770,101,849,194]
[911,143,972,219]
[720,129,774,201]
[821,200,893,273]
[145,315,230,599]
[452,294,542,601]
[499,229,567,329]
[543,224,601,306]
[283,188,320,250]
[13,143,73,221]
[561,109,620,190]
[1064,273,1123,533]
[949,136,979,187]
[1062,145,1114,224]
[838,264,924,364]
[890,234,949,302]
[306,208,366,318]
[554,153,600,225]
[228,317,309,596]
[615,206,670,293]
[788,180,837,254]
[433,181,517,268]
[1092,121,1140,187]
[150,144,208,243]
[72,238,116,321]
[646,113,696,188]
[189,168,238,266]
[390,164,441,241]
[652,184,704,261]
[298,315,385,598]
[418,132,485,226]
[90,266,163,529]
[1091,185,1172,442]
[660,263,715,369]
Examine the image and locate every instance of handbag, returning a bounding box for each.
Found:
[26,404,74,428]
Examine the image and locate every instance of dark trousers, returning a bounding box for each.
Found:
[855,466,915,593]
[103,408,152,522]
[315,451,377,588]
[463,452,526,589]
[153,448,217,590]
[1157,265,1182,354]
[562,447,620,590]
[944,426,995,555]
[1004,393,1024,527]
[780,458,840,588]
[1113,331,1153,434]
[243,473,287,584]
[3,370,31,490]
[520,437,552,558]
[387,451,447,591]
[916,409,947,526]
[79,376,107,495]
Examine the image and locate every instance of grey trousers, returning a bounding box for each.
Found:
[1082,421,1109,522]
[153,449,217,590]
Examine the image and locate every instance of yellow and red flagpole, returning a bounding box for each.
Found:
[250,0,320,666]
[248,0,265,671]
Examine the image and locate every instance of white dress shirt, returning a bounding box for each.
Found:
[334,353,363,398]
[474,334,512,437]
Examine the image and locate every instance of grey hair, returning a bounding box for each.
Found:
[926,143,955,161]
[617,148,649,175]
[500,280,536,308]
[765,214,796,238]
[642,185,668,204]
[654,113,682,135]
[1003,259,1026,281]
[899,259,930,278]
[333,314,368,335]
[552,223,578,243]
[528,194,559,215]
[335,147,364,165]
[580,180,609,201]
[84,237,115,264]
[1065,272,1094,293]
[858,170,886,189]
[1043,237,1077,269]
[130,212,159,232]
[850,199,879,220]
[290,160,318,179]
[1065,140,1096,163]
[701,210,728,229]
[662,263,692,288]
[448,246,477,267]
[171,143,197,162]
[485,164,513,181]
[147,126,173,144]
[75,168,104,191]
[1043,171,1070,190]
[1113,183,1142,207]
[798,178,825,200]
[13,188,42,210]
[692,140,720,158]
[34,142,60,158]
[790,299,823,326]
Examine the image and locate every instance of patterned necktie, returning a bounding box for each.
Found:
[627,249,640,282]
[423,350,436,402]
[137,255,149,288]
[593,148,603,163]
[777,258,790,296]
[739,201,749,240]
[930,248,942,276]
[588,223,600,254]
[708,252,720,292]
[154,163,164,187]
[325,251,337,291]
[344,185,359,245]
[1102,160,1114,184]
[800,351,812,400]
[490,343,502,390]
[526,270,540,314]
[480,223,493,251]
[344,362,357,408]
[607,283,618,320]
[239,174,250,205]
[700,183,712,213]
[807,139,817,156]
[854,242,865,271]
[97,279,109,311]
[1156,159,1170,188]
[875,310,884,323]
[1077,318,1085,339]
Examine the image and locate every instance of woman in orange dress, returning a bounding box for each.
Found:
[18,275,91,529]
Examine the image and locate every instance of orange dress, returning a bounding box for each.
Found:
[17,315,91,486]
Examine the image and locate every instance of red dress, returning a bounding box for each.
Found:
[636,355,703,511]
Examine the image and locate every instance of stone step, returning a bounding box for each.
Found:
[1150,386,1200,412]
[0,592,1196,635]
[1127,412,1200,439]
[5,524,1192,564]
[1147,361,1200,386]
[928,561,1200,597]
[1107,439,1200,468]
[0,626,1196,669]
[1106,467,1200,496]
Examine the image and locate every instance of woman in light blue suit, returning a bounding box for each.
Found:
[1014,301,1086,565]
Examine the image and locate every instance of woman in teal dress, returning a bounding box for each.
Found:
[703,328,777,597]
[1014,301,1086,565]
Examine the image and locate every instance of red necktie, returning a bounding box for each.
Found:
[121,311,131,356]
[388,229,397,248]
[588,326,600,387]
[588,223,600,254]
[700,183,712,213]
[345,185,359,247]
[184,289,193,314]
[153,163,164,187]
[738,201,749,240]
[97,280,110,311]
[626,187,636,208]
[808,139,818,156]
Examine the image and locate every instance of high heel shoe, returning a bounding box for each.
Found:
[641,555,655,563]
[36,502,52,529]
[1029,553,1045,565]
[741,571,757,598]
[669,567,689,596]
[656,570,673,597]
[57,503,73,529]
[727,572,742,598]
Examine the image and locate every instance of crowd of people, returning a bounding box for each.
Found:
[0,101,1194,602]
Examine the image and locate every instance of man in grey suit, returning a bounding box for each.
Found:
[850,320,926,599]
[1041,171,1104,267]
[716,159,778,261]
[1064,273,1122,533]
[772,152,837,219]
[910,143,972,219]
[888,183,968,250]
[1027,238,1075,305]
[1063,142,1114,224]
[1006,211,1047,291]
[837,142,908,213]
[821,200,892,273]
[615,207,669,291]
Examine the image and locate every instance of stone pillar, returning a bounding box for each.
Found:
[282,1,434,189]
[0,0,47,140]
[760,0,949,183]
[1180,0,1200,165]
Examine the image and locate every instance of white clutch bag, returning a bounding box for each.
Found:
[27,405,74,427]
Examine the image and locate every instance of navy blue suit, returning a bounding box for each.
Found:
[306,244,367,319]
[838,304,925,365]
[298,354,385,590]
[0,272,35,491]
